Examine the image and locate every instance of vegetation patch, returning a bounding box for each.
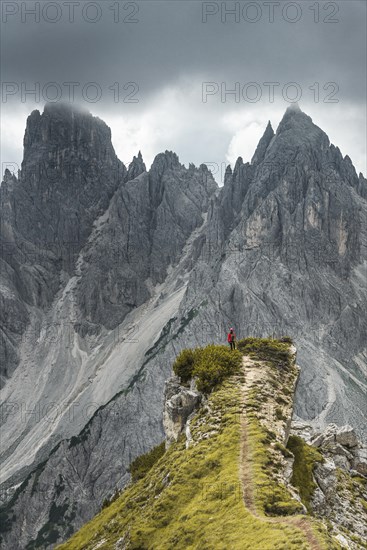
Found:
[26,500,74,549]
[144,317,177,359]
[173,344,242,393]
[129,442,166,483]
[172,348,197,384]
[246,416,304,517]
[237,338,292,370]
[56,341,338,550]
[286,435,323,512]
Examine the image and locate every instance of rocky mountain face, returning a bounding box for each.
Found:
[179,104,367,436]
[74,151,216,331]
[0,103,366,548]
[0,104,126,385]
[291,421,367,548]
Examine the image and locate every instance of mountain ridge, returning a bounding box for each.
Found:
[55,340,367,550]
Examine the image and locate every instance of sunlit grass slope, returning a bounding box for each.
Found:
[57,339,340,550]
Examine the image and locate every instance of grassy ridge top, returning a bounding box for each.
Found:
[57,339,340,550]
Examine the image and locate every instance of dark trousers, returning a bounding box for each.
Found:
[229,341,235,350]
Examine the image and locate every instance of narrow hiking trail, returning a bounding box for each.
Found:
[239,356,324,550]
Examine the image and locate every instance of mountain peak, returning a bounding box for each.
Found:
[273,104,330,151]
[251,120,275,165]
[285,101,302,113]
[127,151,147,181]
[278,103,314,130]
[150,151,181,177]
[23,102,115,167]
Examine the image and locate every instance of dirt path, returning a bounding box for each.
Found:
[240,414,255,512]
[239,357,323,550]
[239,357,259,513]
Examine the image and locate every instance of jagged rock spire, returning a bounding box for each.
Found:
[127,150,146,181]
[2,168,16,183]
[251,121,274,165]
[151,150,181,172]
[149,151,181,193]
[224,164,232,185]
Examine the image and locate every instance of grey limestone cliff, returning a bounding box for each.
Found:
[0,103,366,548]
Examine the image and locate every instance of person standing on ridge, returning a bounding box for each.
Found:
[227,328,236,350]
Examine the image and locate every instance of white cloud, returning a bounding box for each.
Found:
[1,91,365,186]
[0,102,37,174]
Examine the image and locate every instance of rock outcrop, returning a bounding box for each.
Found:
[292,422,367,476]
[291,421,367,548]
[163,376,202,446]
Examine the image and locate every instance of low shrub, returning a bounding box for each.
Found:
[172,349,198,383]
[129,442,166,483]
[193,345,242,394]
[237,338,292,370]
[274,442,293,458]
[173,344,242,394]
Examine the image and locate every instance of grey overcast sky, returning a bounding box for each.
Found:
[1,0,366,182]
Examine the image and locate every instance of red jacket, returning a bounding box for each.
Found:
[227,331,236,343]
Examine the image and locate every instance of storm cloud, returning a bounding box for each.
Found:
[1,0,366,179]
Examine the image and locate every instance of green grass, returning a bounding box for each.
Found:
[129,442,166,483]
[57,360,337,549]
[173,344,242,393]
[286,436,323,512]
[240,339,305,516]
[57,380,310,549]
[237,338,292,370]
[56,340,341,550]
[246,415,304,517]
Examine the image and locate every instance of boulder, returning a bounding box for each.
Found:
[324,442,354,461]
[310,423,338,447]
[163,380,202,446]
[332,454,351,471]
[335,426,359,448]
[351,447,367,476]
[310,424,358,450]
[313,459,337,495]
[283,456,295,483]
[164,376,183,401]
[290,421,317,443]
[311,487,326,514]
